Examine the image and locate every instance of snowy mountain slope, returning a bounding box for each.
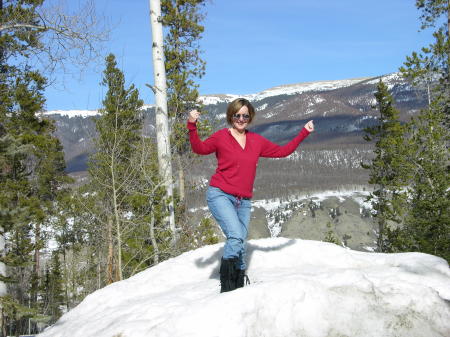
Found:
[42,77,369,118]
[39,238,450,337]
[42,72,427,173]
[199,77,371,105]
[42,109,100,118]
[42,104,156,118]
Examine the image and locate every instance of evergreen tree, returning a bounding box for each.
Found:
[160,1,219,251]
[83,53,171,286]
[161,0,208,204]
[42,252,64,324]
[386,100,450,261]
[0,1,106,333]
[87,53,144,283]
[323,222,339,245]
[362,80,411,252]
[0,65,69,335]
[400,0,449,123]
[404,102,449,261]
[393,0,450,262]
[0,1,72,333]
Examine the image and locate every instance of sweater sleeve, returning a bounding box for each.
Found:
[260,128,310,158]
[187,121,217,155]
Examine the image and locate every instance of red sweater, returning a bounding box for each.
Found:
[187,121,310,198]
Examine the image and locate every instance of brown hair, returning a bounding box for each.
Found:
[226,98,256,125]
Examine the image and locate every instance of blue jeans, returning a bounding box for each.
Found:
[206,186,251,270]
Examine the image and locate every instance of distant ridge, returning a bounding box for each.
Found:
[199,76,374,105]
[43,74,403,115]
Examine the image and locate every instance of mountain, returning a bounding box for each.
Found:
[43,73,428,251]
[38,238,450,337]
[43,73,426,175]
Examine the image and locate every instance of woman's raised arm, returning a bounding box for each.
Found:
[260,120,314,158]
[187,110,217,155]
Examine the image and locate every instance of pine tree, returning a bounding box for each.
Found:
[400,0,449,123]
[82,53,171,285]
[0,1,106,333]
[87,53,144,283]
[387,99,450,261]
[406,102,449,261]
[0,2,71,332]
[393,0,450,262]
[362,80,411,252]
[157,0,216,251]
[0,70,69,334]
[323,222,339,245]
[42,252,64,324]
[161,0,208,206]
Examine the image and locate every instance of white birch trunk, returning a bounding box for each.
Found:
[149,0,176,241]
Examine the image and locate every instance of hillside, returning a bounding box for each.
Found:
[42,73,429,252]
[43,72,426,176]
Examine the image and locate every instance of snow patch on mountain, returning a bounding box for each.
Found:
[200,77,371,106]
[365,72,404,89]
[42,109,99,118]
[43,104,155,119]
[256,103,268,111]
[38,238,450,337]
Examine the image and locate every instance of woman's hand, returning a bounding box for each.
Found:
[188,109,200,123]
[304,120,314,132]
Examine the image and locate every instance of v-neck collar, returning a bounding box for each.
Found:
[228,128,247,150]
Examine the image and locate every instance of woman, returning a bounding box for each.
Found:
[187,98,314,293]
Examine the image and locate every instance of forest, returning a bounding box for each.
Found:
[0,0,448,335]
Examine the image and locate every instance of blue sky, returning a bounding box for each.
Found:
[44,0,434,111]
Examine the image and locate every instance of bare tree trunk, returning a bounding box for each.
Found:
[33,222,41,309]
[62,249,70,311]
[97,254,101,290]
[149,0,176,243]
[106,217,114,284]
[149,213,159,265]
[115,215,122,281]
[176,153,185,203]
[34,223,40,278]
[110,161,123,281]
[1,308,5,337]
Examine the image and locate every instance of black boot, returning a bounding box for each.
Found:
[236,269,250,289]
[219,257,238,293]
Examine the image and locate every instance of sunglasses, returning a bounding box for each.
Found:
[232,113,250,121]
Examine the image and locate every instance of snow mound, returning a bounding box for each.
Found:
[39,238,450,337]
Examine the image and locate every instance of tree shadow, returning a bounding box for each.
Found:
[194,239,296,279]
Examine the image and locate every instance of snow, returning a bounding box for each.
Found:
[215,113,226,120]
[199,77,371,106]
[251,190,372,237]
[42,105,155,119]
[256,103,268,111]
[42,109,100,118]
[190,189,371,217]
[39,238,450,337]
[263,111,277,118]
[365,72,404,89]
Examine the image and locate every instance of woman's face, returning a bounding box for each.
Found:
[232,105,250,132]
